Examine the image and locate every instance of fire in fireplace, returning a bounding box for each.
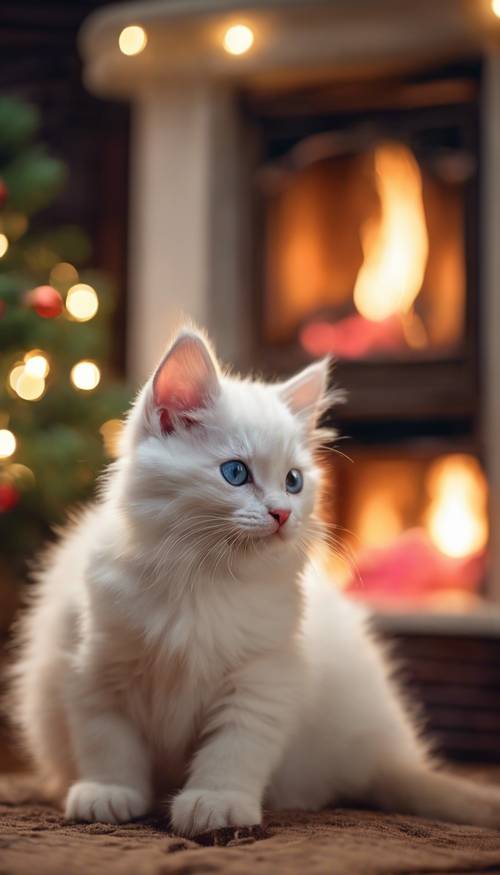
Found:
[325,452,489,611]
[260,107,469,363]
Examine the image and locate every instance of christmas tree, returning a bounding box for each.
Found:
[0,97,130,580]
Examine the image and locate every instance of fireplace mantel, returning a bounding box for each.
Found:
[81,0,499,97]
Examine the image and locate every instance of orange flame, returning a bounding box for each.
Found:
[353,143,429,324]
[425,455,488,559]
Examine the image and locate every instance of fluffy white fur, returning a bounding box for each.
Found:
[9,329,500,836]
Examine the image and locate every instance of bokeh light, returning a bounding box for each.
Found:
[24,351,50,378]
[0,233,9,258]
[100,419,123,458]
[118,25,147,56]
[9,359,47,400]
[7,463,35,487]
[50,262,78,286]
[8,365,25,393]
[0,429,16,459]
[66,283,99,322]
[13,371,46,401]
[71,361,101,391]
[492,0,500,19]
[7,214,28,240]
[223,24,254,55]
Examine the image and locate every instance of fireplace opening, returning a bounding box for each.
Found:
[253,71,477,367]
[322,450,489,612]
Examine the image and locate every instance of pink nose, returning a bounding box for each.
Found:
[269,508,290,528]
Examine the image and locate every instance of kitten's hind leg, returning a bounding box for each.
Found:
[10,654,76,805]
[369,763,500,829]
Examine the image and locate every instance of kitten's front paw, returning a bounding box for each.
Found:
[65,781,149,824]
[171,789,261,837]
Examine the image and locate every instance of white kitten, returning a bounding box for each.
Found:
[8,329,500,835]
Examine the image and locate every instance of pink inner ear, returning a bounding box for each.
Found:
[280,359,329,421]
[152,335,218,433]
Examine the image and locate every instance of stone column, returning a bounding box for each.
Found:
[127,82,245,383]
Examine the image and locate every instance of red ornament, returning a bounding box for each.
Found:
[0,482,19,512]
[0,178,8,208]
[26,285,63,319]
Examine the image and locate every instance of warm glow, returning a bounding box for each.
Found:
[66,283,99,321]
[426,455,488,559]
[0,429,16,459]
[358,491,404,549]
[118,25,147,56]
[71,361,101,391]
[100,419,123,458]
[223,24,254,55]
[492,0,500,19]
[13,370,45,401]
[50,262,78,285]
[353,143,429,323]
[0,233,9,258]
[24,351,50,378]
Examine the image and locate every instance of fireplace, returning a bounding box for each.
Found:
[244,63,486,611]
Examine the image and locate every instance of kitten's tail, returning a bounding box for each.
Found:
[370,764,500,829]
[0,772,58,807]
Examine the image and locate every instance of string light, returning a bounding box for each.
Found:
[50,262,78,286]
[9,355,48,400]
[118,25,147,55]
[0,429,16,459]
[100,419,123,457]
[13,371,45,401]
[0,234,9,258]
[71,361,101,391]
[223,24,254,55]
[8,365,25,393]
[66,283,99,322]
[24,351,50,379]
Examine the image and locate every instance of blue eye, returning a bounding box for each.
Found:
[286,468,303,494]
[220,460,251,487]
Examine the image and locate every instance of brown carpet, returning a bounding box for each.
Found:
[1,775,500,875]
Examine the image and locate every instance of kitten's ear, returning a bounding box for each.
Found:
[278,358,330,425]
[151,331,220,433]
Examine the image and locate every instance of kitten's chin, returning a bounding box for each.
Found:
[237,526,281,542]
[239,527,295,551]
